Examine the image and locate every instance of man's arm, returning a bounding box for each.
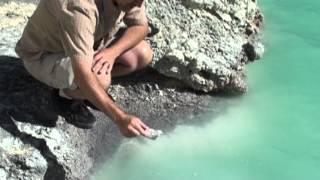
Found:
[110,24,148,57]
[57,0,149,137]
[72,58,149,137]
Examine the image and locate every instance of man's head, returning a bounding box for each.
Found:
[113,0,144,10]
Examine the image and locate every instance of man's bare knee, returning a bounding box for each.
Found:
[137,41,153,68]
[119,51,138,70]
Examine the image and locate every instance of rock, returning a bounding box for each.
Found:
[0,121,48,180]
[0,57,226,179]
[0,168,7,180]
[243,41,265,61]
[146,0,264,93]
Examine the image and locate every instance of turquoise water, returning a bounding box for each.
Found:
[93,0,320,179]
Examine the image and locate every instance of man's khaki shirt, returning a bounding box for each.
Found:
[15,0,148,62]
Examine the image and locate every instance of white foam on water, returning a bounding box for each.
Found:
[92,102,263,180]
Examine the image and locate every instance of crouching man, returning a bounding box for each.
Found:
[15,0,153,137]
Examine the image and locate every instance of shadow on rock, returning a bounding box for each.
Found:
[0,105,66,180]
[0,56,61,127]
[0,56,66,179]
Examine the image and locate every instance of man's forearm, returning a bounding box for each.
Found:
[108,24,148,57]
[72,59,125,123]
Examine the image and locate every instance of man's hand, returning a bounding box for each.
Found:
[72,58,150,138]
[116,113,150,137]
[92,48,119,75]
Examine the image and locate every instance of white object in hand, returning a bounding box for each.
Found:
[145,128,163,140]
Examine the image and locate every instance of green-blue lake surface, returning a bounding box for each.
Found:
[93,0,320,179]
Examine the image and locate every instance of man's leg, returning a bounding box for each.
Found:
[63,70,111,100]
[112,40,153,77]
[23,54,97,128]
[64,40,153,98]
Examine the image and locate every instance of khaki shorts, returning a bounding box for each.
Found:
[23,53,78,90]
[23,29,126,90]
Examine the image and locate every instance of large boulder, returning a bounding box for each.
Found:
[146,0,264,93]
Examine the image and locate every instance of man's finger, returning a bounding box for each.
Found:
[136,124,148,136]
[98,62,109,75]
[139,121,149,130]
[93,53,104,64]
[92,59,103,72]
[105,63,111,75]
[128,126,140,136]
[93,51,103,61]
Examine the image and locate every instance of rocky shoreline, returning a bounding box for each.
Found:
[0,56,228,180]
[0,0,264,179]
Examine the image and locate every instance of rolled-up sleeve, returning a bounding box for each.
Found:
[123,3,148,27]
[59,2,97,61]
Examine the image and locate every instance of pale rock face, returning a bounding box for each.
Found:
[0,131,47,180]
[146,0,264,93]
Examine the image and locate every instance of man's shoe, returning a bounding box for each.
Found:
[84,100,100,111]
[53,91,96,129]
[63,100,96,129]
[84,93,115,111]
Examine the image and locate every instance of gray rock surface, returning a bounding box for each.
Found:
[0,0,264,179]
[0,57,225,180]
[146,0,264,93]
